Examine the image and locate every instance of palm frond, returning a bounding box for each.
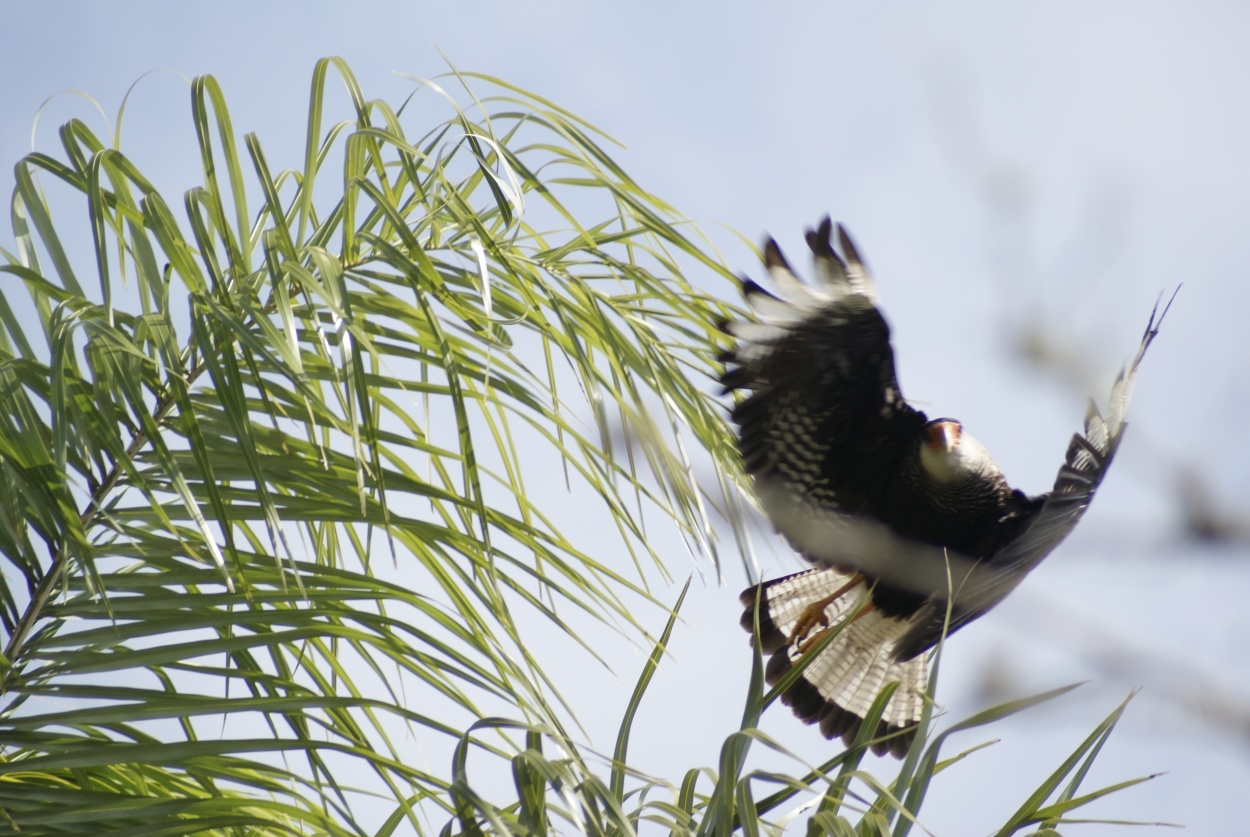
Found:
[0,59,743,835]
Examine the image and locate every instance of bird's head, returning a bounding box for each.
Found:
[918,419,1005,485]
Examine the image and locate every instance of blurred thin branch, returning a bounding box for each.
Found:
[979,595,1250,745]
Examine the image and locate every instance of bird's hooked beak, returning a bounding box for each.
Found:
[925,420,962,453]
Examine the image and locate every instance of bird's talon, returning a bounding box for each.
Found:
[788,598,832,647]
[797,625,833,656]
[786,573,865,648]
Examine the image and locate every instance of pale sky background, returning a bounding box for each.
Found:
[2,2,1249,834]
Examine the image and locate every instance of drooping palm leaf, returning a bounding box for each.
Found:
[0,59,745,835]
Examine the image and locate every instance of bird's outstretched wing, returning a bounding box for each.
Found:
[721,217,927,552]
[891,291,1178,660]
[723,220,985,602]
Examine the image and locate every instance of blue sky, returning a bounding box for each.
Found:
[3,2,1249,833]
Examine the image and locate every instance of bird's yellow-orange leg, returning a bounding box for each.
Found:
[797,601,877,656]
[787,572,865,647]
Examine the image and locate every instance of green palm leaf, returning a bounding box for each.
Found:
[0,59,742,835]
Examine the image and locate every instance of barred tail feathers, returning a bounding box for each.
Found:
[741,568,927,758]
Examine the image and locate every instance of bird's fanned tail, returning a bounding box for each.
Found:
[742,569,927,758]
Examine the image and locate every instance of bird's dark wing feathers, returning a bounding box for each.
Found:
[722,219,986,618]
[892,290,1178,659]
[721,218,926,532]
[994,289,1173,573]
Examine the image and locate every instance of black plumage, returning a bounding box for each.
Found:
[724,217,1172,757]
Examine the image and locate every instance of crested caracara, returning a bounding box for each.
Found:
[723,217,1172,757]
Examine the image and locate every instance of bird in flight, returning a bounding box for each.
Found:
[722,217,1172,757]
